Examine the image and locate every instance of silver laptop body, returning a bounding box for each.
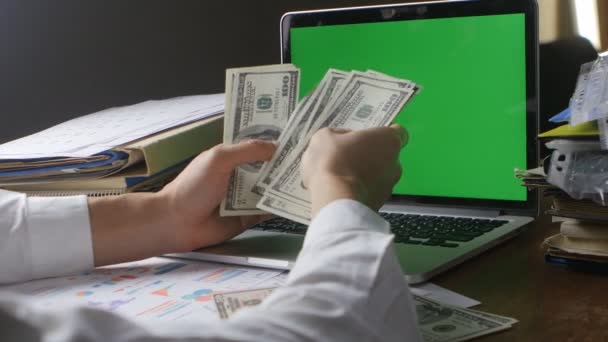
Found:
[168,0,539,284]
[168,207,533,284]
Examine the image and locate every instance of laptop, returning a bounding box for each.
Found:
[168,0,539,284]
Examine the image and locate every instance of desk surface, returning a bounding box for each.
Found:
[433,213,608,341]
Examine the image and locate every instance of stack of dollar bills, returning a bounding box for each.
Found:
[213,287,517,342]
[220,64,418,224]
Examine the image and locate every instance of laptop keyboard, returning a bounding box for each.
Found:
[251,217,309,235]
[250,213,509,248]
[379,213,509,248]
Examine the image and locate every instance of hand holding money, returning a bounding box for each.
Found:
[158,140,276,253]
[221,64,419,224]
[302,125,408,217]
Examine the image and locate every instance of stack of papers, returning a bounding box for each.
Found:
[543,223,608,272]
[514,167,552,188]
[517,53,608,272]
[0,94,224,183]
[546,193,608,221]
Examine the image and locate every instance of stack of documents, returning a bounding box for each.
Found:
[531,128,608,271]
[543,220,608,272]
[0,95,224,196]
[519,52,608,271]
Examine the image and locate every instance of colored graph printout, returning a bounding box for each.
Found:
[1,257,286,323]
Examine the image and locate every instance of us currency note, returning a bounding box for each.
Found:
[460,307,518,326]
[250,89,318,196]
[214,287,277,319]
[220,64,299,216]
[414,295,512,342]
[311,71,417,132]
[213,288,515,341]
[258,195,311,224]
[253,69,348,195]
[258,73,418,224]
[300,69,350,137]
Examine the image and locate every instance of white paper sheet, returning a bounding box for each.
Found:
[410,282,481,308]
[0,94,224,159]
[0,257,285,323]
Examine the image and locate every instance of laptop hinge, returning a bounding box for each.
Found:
[380,204,500,218]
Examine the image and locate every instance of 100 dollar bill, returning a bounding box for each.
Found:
[414,295,514,342]
[258,73,417,224]
[220,64,299,216]
[253,69,349,195]
[214,287,277,319]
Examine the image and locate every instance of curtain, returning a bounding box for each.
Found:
[598,0,608,51]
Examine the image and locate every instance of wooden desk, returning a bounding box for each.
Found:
[433,214,608,341]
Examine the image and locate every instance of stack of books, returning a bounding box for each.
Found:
[0,95,224,197]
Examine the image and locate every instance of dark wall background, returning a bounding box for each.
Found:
[0,0,413,144]
[2,1,597,146]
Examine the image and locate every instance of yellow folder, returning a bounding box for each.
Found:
[538,122,599,138]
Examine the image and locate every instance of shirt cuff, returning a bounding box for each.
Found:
[26,196,94,279]
[305,199,390,247]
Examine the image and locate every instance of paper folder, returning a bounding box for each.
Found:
[0,115,224,194]
[538,122,599,138]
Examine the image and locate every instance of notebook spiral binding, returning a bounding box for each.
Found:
[25,189,126,197]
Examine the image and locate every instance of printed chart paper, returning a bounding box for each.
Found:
[1,257,286,323]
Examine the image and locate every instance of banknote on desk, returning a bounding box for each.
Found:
[213,287,517,341]
[414,295,516,342]
[213,287,276,320]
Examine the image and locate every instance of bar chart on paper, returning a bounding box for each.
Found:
[0,257,287,323]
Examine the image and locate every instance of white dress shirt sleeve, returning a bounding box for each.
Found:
[0,197,421,342]
[0,190,93,284]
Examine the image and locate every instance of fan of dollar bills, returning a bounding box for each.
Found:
[220,64,419,224]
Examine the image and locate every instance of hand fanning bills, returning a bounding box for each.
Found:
[221,65,419,223]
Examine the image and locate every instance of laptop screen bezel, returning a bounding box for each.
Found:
[280,0,539,216]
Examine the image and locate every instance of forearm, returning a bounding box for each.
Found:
[89,192,176,267]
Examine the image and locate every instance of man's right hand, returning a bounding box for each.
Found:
[301,124,408,217]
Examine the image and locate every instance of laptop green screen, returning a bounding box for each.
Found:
[290,14,527,201]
